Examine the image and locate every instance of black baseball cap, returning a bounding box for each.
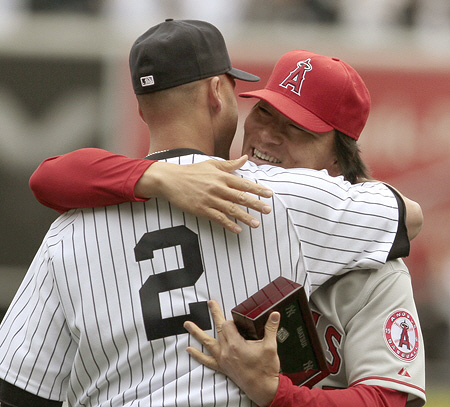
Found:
[129,19,260,94]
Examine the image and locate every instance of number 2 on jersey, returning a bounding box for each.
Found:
[134,225,211,341]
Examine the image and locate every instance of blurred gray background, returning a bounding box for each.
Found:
[1,1,449,405]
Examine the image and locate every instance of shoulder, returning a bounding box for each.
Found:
[237,161,340,184]
[365,259,411,288]
[330,259,411,291]
[46,209,82,237]
[41,208,96,254]
[312,260,412,310]
[237,162,396,202]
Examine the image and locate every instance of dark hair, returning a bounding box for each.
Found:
[334,131,370,184]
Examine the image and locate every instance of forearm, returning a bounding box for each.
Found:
[269,375,407,407]
[398,194,423,241]
[29,148,154,212]
[134,161,181,199]
[30,150,273,232]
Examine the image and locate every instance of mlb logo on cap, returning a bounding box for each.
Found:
[140,75,155,87]
[129,19,259,95]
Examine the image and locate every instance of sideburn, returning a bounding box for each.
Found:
[334,131,370,184]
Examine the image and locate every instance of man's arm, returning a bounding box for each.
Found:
[271,376,407,407]
[359,179,423,241]
[30,148,422,241]
[133,157,273,233]
[384,184,423,241]
[29,148,154,213]
[137,171,422,242]
[184,301,408,407]
[29,148,273,234]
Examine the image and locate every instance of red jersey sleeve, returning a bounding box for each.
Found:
[268,374,407,407]
[29,148,155,213]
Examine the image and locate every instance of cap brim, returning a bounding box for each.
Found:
[240,89,334,133]
[228,67,260,82]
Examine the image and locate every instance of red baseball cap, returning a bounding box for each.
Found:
[239,50,370,140]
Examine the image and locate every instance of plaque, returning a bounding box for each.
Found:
[231,276,329,387]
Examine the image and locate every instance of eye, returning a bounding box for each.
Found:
[289,124,315,138]
[288,124,306,135]
[257,105,271,116]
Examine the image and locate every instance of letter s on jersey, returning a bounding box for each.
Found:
[312,311,343,375]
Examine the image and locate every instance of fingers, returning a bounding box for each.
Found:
[264,312,280,341]
[204,209,244,234]
[184,320,217,349]
[177,157,273,233]
[204,182,272,233]
[185,345,219,371]
[183,301,226,349]
[210,156,273,200]
[232,175,273,200]
[203,206,259,234]
[214,155,248,173]
[219,155,249,172]
[213,157,273,221]
[183,301,227,371]
[208,300,226,331]
[227,190,272,216]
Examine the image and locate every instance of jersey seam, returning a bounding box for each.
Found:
[350,376,426,395]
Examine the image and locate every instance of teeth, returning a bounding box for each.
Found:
[253,148,281,164]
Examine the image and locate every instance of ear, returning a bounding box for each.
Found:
[208,76,223,113]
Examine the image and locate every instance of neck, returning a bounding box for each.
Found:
[147,122,214,156]
[140,79,219,157]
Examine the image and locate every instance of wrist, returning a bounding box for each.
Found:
[245,374,279,407]
[134,162,167,199]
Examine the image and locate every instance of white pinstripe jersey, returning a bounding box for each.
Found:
[0,152,403,407]
[311,259,426,407]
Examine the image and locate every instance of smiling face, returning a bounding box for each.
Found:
[242,100,339,174]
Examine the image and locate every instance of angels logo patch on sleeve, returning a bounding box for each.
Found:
[384,309,419,362]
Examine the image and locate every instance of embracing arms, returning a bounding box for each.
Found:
[29,148,272,234]
[30,148,422,240]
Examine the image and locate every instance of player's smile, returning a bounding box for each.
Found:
[242,100,338,173]
[252,148,282,165]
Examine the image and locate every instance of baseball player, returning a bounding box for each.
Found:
[186,264,425,407]
[28,50,425,407]
[0,23,417,407]
[177,52,428,407]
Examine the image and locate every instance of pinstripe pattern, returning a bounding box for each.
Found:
[0,154,400,406]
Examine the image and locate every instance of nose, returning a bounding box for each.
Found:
[258,125,283,145]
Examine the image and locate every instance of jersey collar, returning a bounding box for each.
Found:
[144,148,206,160]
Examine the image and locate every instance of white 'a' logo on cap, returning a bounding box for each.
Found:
[279,58,312,96]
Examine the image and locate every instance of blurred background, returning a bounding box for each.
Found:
[0,0,449,405]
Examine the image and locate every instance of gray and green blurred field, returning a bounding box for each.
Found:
[426,388,450,407]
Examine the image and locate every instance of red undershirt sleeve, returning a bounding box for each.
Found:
[268,374,407,407]
[29,148,155,213]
